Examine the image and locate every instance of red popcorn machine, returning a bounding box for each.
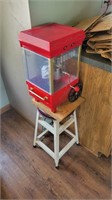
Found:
[19,23,85,112]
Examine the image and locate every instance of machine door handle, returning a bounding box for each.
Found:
[29,89,48,101]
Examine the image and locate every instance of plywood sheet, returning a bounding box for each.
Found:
[86,17,103,32]
[89,33,112,42]
[107,29,112,34]
[86,47,98,54]
[101,52,112,61]
[87,41,112,49]
[96,48,112,54]
[94,42,112,46]
[87,41,95,49]
[86,33,96,39]
[32,97,85,122]
[95,45,112,49]
[78,62,111,156]
[82,13,112,61]
[90,14,112,32]
[101,13,112,21]
[75,15,101,31]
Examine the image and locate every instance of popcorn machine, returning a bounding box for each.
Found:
[19,23,85,112]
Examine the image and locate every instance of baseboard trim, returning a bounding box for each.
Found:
[0,104,11,114]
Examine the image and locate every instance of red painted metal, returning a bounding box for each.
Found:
[19,23,85,58]
[27,78,79,112]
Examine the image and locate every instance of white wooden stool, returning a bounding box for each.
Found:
[33,97,85,167]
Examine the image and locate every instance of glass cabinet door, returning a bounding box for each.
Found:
[53,47,79,92]
[23,49,50,93]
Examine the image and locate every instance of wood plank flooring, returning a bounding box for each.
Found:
[1,109,111,199]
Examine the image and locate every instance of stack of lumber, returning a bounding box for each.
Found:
[76,13,112,61]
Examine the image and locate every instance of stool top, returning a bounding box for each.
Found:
[32,97,85,122]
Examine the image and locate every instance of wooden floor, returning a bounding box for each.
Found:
[1,109,111,199]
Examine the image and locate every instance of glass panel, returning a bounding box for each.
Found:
[23,49,50,93]
[53,47,79,92]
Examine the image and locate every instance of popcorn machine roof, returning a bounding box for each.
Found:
[19,23,85,58]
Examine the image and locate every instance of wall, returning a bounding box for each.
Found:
[0,1,9,110]
[29,0,103,27]
[1,0,36,123]
[0,1,1,68]
[0,75,9,109]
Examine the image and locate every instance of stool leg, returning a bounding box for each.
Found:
[74,110,79,144]
[33,109,39,147]
[54,120,59,167]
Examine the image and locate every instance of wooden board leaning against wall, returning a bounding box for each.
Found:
[75,62,111,157]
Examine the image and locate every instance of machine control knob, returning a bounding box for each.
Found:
[74,86,80,92]
[68,82,83,102]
